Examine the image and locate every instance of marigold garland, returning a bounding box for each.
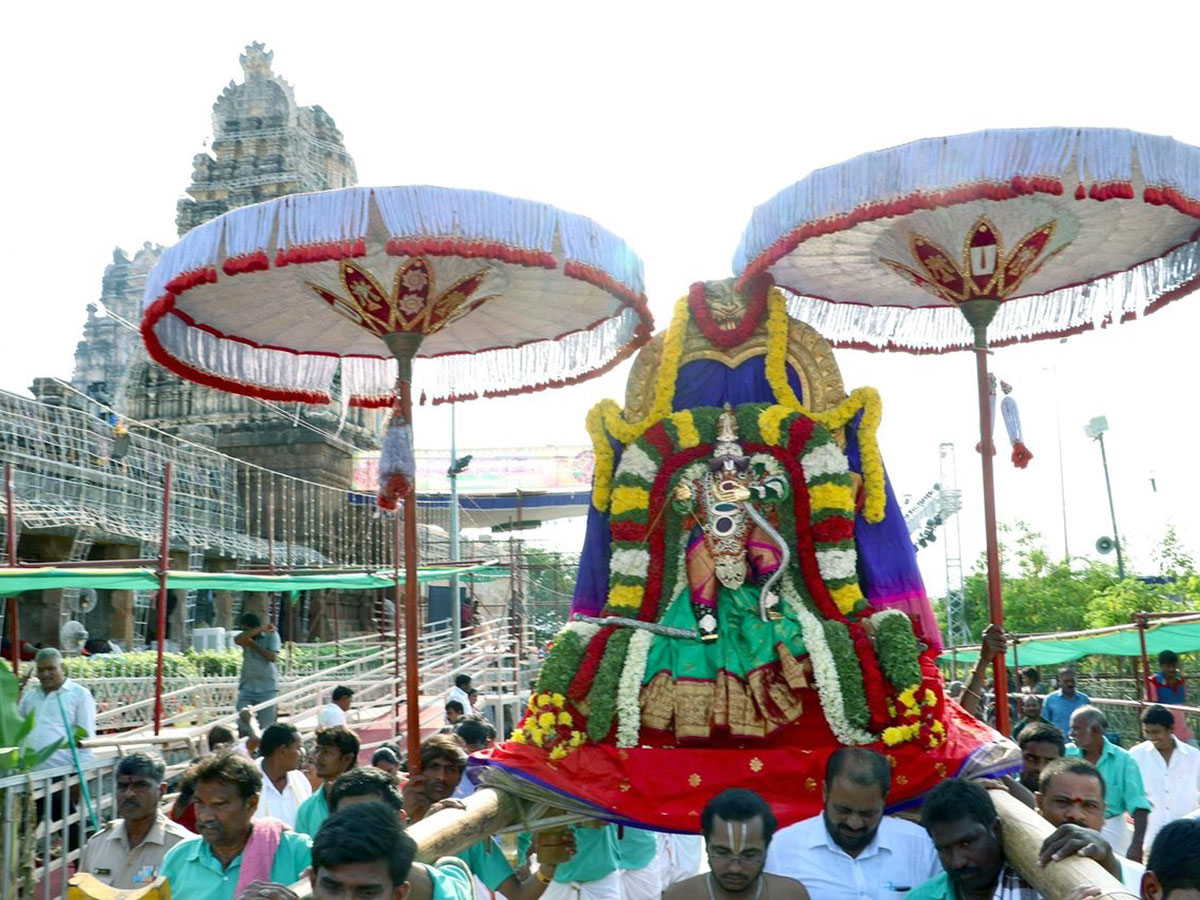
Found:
[762,288,886,523]
[511,691,586,758]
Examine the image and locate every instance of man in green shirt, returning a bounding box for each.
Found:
[310,802,472,900]
[294,726,358,837]
[159,752,311,900]
[326,766,489,900]
[402,735,572,899]
[1067,705,1150,861]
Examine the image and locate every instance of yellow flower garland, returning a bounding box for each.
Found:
[762,288,886,523]
[588,296,691,509]
[586,287,886,526]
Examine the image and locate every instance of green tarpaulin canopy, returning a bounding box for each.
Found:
[0,563,507,595]
[940,619,1200,666]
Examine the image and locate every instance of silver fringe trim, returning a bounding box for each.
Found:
[781,238,1200,353]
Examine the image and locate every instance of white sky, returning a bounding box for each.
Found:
[2,1,1198,599]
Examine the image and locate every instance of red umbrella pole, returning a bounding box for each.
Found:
[384,332,425,775]
[961,300,1010,734]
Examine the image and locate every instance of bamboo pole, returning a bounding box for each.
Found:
[991,791,1136,900]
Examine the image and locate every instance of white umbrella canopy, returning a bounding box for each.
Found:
[141,184,652,406]
[141,184,651,772]
[733,126,1200,733]
[734,127,1200,352]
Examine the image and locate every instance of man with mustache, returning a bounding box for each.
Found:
[1035,757,1146,892]
[665,789,809,900]
[1017,723,1066,794]
[909,779,1103,900]
[403,735,576,899]
[79,752,194,888]
[160,752,312,900]
[765,747,941,899]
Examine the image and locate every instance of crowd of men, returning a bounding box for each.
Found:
[18,625,1200,900]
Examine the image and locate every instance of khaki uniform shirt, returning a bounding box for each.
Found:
[78,811,195,889]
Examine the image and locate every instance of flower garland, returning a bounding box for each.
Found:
[536,622,600,696]
[864,610,924,692]
[848,622,891,732]
[568,627,615,701]
[686,275,769,350]
[585,628,634,741]
[762,287,886,523]
[782,578,875,745]
[616,629,653,747]
[510,691,586,760]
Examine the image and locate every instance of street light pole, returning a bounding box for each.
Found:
[1085,416,1125,580]
[1096,431,1125,579]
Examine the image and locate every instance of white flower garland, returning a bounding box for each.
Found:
[563,620,601,641]
[782,578,875,746]
[816,548,858,581]
[800,441,851,478]
[616,629,654,747]
[611,547,652,578]
[618,444,661,482]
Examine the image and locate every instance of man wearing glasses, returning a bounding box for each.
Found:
[665,789,808,900]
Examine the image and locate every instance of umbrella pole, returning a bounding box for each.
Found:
[960,300,1010,734]
[384,332,425,775]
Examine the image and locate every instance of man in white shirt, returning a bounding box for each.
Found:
[17,647,96,771]
[18,647,99,851]
[765,747,941,899]
[253,722,312,827]
[317,685,354,729]
[1129,704,1200,848]
[448,673,472,711]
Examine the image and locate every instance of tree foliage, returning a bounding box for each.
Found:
[935,521,1200,641]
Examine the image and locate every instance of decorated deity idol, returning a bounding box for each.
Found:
[672,403,790,641]
[479,275,1012,832]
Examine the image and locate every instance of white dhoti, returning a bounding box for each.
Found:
[620,858,664,900]
[1102,814,1133,858]
[656,833,704,886]
[541,870,623,900]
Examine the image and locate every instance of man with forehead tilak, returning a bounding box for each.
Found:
[1035,758,1146,893]
[665,789,809,900]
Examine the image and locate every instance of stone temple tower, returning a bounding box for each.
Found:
[176,42,356,235]
[54,44,379,488]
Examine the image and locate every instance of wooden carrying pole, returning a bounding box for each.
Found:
[991,791,1136,900]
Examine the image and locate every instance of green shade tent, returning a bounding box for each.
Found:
[0,563,507,595]
[940,618,1200,667]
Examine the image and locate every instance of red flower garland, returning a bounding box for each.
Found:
[687,275,771,351]
[568,627,615,701]
[849,622,890,731]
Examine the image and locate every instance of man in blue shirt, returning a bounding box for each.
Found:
[1042,668,1090,735]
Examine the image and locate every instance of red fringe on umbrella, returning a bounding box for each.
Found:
[385,238,556,269]
[275,239,367,267]
[222,251,271,276]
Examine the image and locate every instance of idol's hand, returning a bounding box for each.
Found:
[673,482,693,503]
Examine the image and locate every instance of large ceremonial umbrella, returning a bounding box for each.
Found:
[734,128,1200,731]
[142,186,651,765]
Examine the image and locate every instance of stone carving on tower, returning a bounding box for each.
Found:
[50,44,378,489]
[175,41,357,235]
